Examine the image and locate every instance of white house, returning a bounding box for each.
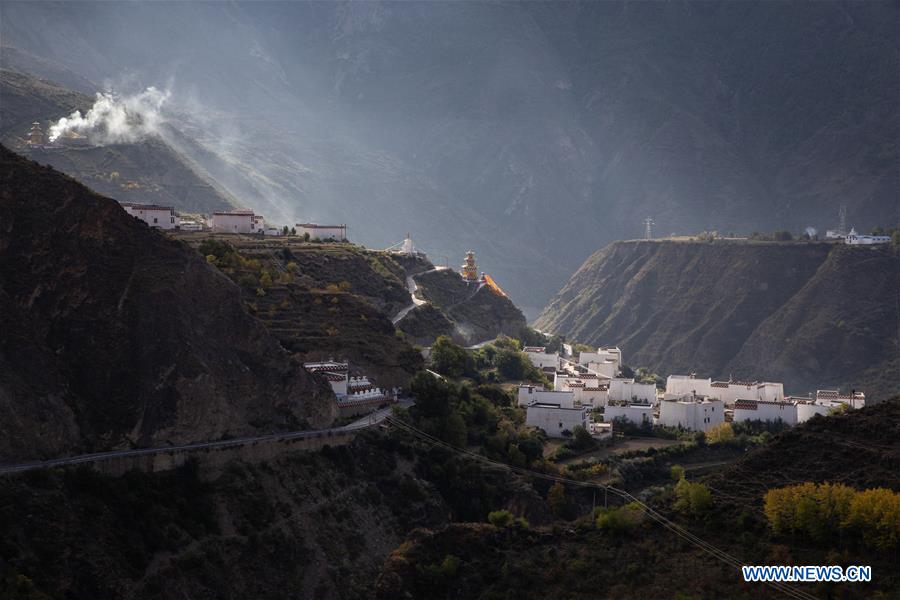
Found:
[525,403,590,438]
[517,385,574,408]
[304,360,350,396]
[845,228,890,245]
[733,399,798,426]
[658,396,724,432]
[578,346,622,377]
[816,389,866,409]
[609,378,658,405]
[604,403,653,427]
[211,210,265,234]
[523,346,559,370]
[296,223,347,241]
[709,380,784,406]
[120,203,178,229]
[666,375,713,398]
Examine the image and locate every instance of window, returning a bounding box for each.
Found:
[153,217,158,223]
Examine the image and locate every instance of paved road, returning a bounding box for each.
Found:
[390,266,447,324]
[0,399,413,476]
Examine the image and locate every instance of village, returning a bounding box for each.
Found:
[517,344,866,441]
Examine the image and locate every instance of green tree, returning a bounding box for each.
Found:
[670,464,685,481]
[569,425,596,451]
[430,336,472,378]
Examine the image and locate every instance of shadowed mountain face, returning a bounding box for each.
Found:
[0,146,335,462]
[535,240,900,399]
[1,1,896,313]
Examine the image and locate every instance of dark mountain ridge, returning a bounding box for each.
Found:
[0,146,335,462]
[535,239,900,398]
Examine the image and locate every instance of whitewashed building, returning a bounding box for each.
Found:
[526,403,590,438]
[517,385,574,408]
[815,389,866,409]
[604,403,653,427]
[667,375,783,407]
[304,361,350,396]
[211,210,266,234]
[733,399,798,426]
[845,228,890,245]
[609,378,658,405]
[523,346,559,370]
[658,396,724,432]
[296,223,347,241]
[120,203,178,229]
[578,346,622,378]
[666,375,712,398]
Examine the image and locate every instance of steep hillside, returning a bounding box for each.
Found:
[1,2,895,311]
[405,268,527,346]
[174,234,425,388]
[0,430,547,600]
[377,399,900,599]
[535,240,900,398]
[0,146,335,462]
[0,68,236,214]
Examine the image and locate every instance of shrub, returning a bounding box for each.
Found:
[488,510,514,528]
[670,465,685,481]
[705,422,734,445]
[596,503,643,533]
[674,479,712,518]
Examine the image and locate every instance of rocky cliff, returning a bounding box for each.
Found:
[535,240,900,398]
[0,146,335,462]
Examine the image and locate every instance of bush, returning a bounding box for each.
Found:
[670,465,685,481]
[596,503,643,534]
[674,479,712,518]
[705,422,734,445]
[488,510,514,528]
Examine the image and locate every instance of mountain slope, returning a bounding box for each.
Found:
[0,68,237,214]
[535,240,900,398]
[0,146,335,462]
[1,1,895,312]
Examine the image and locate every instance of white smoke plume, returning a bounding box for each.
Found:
[48,87,171,144]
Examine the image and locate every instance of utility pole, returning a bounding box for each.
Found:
[643,217,654,240]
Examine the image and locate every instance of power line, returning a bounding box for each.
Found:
[385,416,819,600]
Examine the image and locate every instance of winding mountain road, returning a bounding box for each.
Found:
[390,266,448,324]
[0,400,412,476]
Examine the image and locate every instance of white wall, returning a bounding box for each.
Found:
[525,404,589,438]
[796,403,831,423]
[123,205,177,229]
[609,378,657,405]
[604,404,653,426]
[733,400,797,426]
[666,375,712,398]
[211,213,258,234]
[518,385,574,408]
[658,399,724,432]
[296,224,347,240]
[524,349,559,370]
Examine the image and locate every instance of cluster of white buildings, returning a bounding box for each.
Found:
[118,202,348,241]
[837,228,891,245]
[518,344,866,437]
[303,360,399,417]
